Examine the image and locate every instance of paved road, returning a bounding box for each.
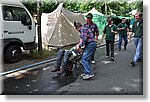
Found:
[54,40,143,95]
[1,40,142,95]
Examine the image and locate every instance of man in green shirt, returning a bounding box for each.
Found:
[131,12,143,66]
[102,17,118,61]
[118,18,129,51]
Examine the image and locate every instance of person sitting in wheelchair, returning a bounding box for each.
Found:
[51,44,83,76]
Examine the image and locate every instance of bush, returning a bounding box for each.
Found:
[24,50,57,60]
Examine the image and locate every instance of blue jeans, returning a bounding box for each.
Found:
[133,38,143,62]
[81,42,97,75]
[118,34,128,49]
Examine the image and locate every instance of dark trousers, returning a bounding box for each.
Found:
[106,40,114,57]
[118,34,128,49]
[56,50,71,69]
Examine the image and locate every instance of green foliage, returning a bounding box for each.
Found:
[25,50,56,60]
[22,0,37,15]
[64,2,81,12]
[22,0,143,17]
[107,1,132,16]
[133,1,143,12]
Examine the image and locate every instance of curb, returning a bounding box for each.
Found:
[1,40,119,76]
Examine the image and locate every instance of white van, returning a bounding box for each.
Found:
[0,0,37,63]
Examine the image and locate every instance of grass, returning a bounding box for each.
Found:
[23,49,57,60]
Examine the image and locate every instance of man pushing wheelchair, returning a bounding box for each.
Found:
[51,18,97,80]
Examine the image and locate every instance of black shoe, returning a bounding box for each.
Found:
[118,49,121,51]
[51,67,60,72]
[137,58,143,62]
[130,61,135,66]
[111,57,114,61]
[57,69,66,75]
[124,47,126,50]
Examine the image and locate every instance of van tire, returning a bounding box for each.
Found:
[5,45,22,63]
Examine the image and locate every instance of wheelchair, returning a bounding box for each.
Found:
[66,54,82,73]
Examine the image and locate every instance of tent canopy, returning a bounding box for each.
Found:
[83,8,104,16]
[41,3,86,48]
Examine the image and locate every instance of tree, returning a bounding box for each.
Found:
[22,0,37,15]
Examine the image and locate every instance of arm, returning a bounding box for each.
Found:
[79,28,88,49]
[131,22,135,36]
[94,24,99,42]
[101,26,106,42]
[111,25,118,34]
[117,24,124,31]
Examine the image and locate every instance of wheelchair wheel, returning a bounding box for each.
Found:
[66,61,73,72]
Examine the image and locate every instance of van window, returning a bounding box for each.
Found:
[3,6,32,25]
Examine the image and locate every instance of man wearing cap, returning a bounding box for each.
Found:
[118,18,129,51]
[102,17,118,61]
[83,13,99,64]
[75,21,97,80]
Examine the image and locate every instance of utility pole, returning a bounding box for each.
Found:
[37,0,42,52]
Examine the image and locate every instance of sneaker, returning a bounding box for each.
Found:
[81,73,94,78]
[111,57,114,61]
[82,75,90,80]
[106,56,109,59]
[118,49,121,51]
[91,61,95,64]
[51,67,60,72]
[80,73,85,77]
[130,61,135,66]
[89,74,94,78]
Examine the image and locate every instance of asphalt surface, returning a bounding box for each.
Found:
[1,40,143,95]
[54,40,143,95]
[1,61,82,95]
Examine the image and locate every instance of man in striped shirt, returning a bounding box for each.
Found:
[83,13,99,64]
[75,21,97,80]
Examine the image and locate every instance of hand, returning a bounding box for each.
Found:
[76,44,83,52]
[121,27,125,30]
[81,46,85,49]
[111,30,114,33]
[95,39,98,43]
[78,48,83,53]
[111,30,117,34]
[76,43,80,50]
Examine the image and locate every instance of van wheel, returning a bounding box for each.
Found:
[5,45,22,63]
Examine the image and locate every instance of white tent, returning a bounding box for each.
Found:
[41,3,86,48]
[83,7,104,16]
